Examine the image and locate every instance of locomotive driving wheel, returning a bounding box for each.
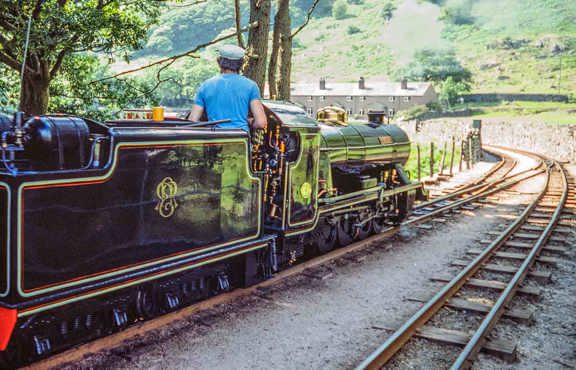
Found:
[354,209,373,240]
[372,204,389,234]
[337,214,355,246]
[313,218,337,253]
[135,286,158,320]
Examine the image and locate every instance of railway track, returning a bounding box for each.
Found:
[25,146,551,369]
[357,158,573,369]
[408,148,543,223]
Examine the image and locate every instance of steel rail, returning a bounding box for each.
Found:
[414,152,540,211]
[451,162,568,369]
[356,161,554,370]
[408,166,545,224]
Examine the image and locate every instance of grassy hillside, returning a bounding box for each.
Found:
[291,0,576,94]
[125,0,575,98]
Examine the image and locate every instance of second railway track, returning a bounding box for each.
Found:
[357,156,574,369]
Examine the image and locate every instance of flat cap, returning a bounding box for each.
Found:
[218,44,245,60]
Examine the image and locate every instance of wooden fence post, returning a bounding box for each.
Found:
[439,141,447,176]
[417,144,421,182]
[459,140,464,172]
[466,137,471,170]
[468,136,473,168]
[429,142,434,178]
[449,137,455,176]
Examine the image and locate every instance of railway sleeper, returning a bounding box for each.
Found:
[466,248,564,266]
[451,260,551,283]
[430,276,541,297]
[485,231,566,243]
[478,240,567,254]
[407,296,534,322]
[520,225,573,234]
[376,325,517,361]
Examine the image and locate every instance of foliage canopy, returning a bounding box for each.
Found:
[0,0,164,114]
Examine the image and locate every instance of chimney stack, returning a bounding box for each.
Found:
[358,77,365,89]
[319,77,326,90]
[401,77,408,90]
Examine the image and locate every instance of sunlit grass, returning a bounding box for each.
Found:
[452,101,576,124]
[405,142,462,181]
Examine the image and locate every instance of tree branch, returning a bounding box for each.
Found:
[234,0,245,48]
[0,51,21,70]
[0,33,12,50]
[0,18,17,33]
[291,0,320,38]
[92,21,258,83]
[50,34,81,78]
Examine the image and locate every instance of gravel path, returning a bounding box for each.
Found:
[61,161,574,370]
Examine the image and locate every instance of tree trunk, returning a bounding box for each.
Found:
[268,0,291,100]
[276,0,292,101]
[244,0,271,94]
[20,72,50,115]
[267,1,282,100]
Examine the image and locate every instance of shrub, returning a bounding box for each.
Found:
[381,2,396,21]
[332,0,348,20]
[347,25,362,34]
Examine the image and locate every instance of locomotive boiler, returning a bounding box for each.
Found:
[0,101,424,367]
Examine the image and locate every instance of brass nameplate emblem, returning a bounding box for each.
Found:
[155,177,178,218]
[378,136,393,144]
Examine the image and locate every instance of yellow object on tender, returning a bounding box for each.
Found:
[316,106,347,126]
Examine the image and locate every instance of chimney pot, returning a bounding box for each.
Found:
[401,77,408,90]
[319,77,326,90]
[359,77,365,89]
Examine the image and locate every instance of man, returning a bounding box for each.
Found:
[189,45,267,131]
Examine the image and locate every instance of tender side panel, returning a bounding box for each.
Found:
[289,133,320,226]
[0,187,7,297]
[21,141,260,294]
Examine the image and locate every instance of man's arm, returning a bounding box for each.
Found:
[189,104,205,122]
[250,100,267,129]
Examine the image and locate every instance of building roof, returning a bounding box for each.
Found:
[291,81,433,97]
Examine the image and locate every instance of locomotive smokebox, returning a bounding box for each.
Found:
[24,116,90,170]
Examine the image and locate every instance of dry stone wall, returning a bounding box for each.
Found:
[397,118,576,163]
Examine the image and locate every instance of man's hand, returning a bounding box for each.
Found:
[250,100,267,129]
[189,104,205,122]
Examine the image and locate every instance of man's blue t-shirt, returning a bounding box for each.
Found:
[194,74,261,131]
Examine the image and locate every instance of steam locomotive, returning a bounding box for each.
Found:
[0,101,425,366]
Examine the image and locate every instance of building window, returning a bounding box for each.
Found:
[388,96,395,102]
[404,96,411,102]
[360,96,366,101]
[346,96,353,101]
[320,96,326,101]
[307,96,313,101]
[306,107,313,116]
[388,108,395,116]
[346,108,353,115]
[359,109,365,115]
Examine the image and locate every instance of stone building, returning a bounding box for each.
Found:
[290,77,438,119]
